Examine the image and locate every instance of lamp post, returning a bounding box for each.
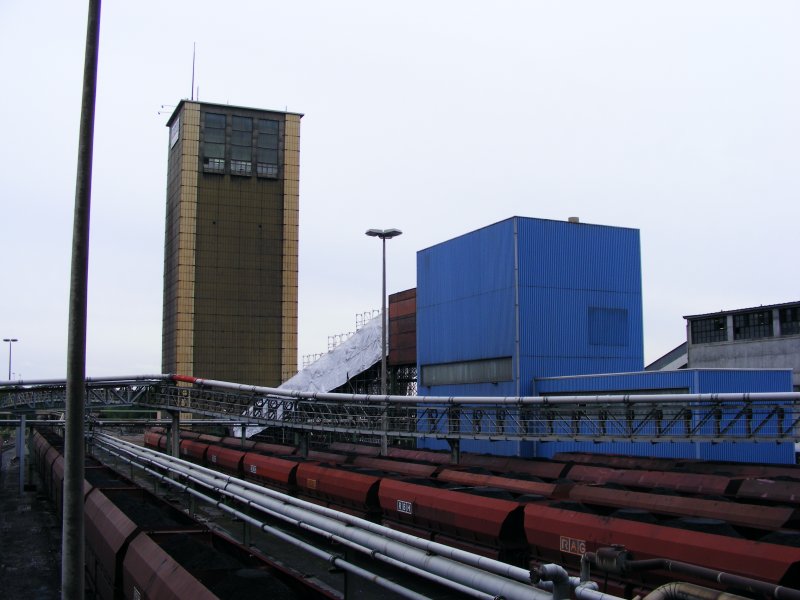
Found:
[365,228,402,395]
[3,338,18,381]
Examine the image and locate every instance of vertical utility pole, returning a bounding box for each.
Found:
[365,228,402,455]
[3,338,18,380]
[63,1,101,599]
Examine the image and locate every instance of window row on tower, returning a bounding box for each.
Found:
[202,112,280,178]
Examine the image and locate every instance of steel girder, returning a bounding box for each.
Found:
[136,385,800,444]
[0,384,154,412]
[3,382,799,444]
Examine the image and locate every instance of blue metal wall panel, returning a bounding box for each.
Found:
[417,288,515,366]
[536,370,793,395]
[417,219,516,394]
[417,219,515,306]
[525,357,645,384]
[695,442,794,464]
[418,381,518,398]
[519,288,643,358]
[516,218,644,389]
[535,370,693,394]
[418,438,524,456]
[516,218,641,293]
[418,437,792,464]
[695,370,793,393]
[536,441,794,464]
[532,369,795,463]
[417,216,645,396]
[417,219,516,390]
[537,441,699,460]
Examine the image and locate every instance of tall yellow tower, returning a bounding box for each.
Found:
[162,101,300,385]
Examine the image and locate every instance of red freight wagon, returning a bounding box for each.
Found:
[206,446,245,476]
[379,479,525,550]
[179,440,209,463]
[243,453,299,488]
[523,503,800,586]
[295,463,380,514]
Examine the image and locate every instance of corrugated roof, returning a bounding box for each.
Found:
[684,300,800,320]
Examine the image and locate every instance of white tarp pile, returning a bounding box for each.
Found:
[280,314,383,394]
[237,314,383,438]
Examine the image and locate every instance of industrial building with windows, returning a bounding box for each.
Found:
[415,216,645,398]
[685,301,800,391]
[156,99,796,463]
[162,100,301,386]
[398,216,794,462]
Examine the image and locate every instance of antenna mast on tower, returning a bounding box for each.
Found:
[191,42,196,101]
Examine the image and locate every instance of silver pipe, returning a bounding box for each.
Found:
[642,582,751,600]
[95,434,550,600]
[197,475,540,599]
[536,563,571,600]
[98,433,533,585]
[174,375,800,406]
[5,374,799,407]
[96,439,521,600]
[575,582,626,600]
[0,374,168,388]
[96,444,432,600]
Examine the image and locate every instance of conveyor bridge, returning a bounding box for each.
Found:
[1,374,799,445]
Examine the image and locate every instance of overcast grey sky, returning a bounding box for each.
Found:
[1,1,798,380]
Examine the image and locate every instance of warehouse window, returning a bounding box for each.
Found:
[779,307,799,336]
[169,116,180,148]
[230,116,252,176]
[203,112,226,173]
[421,357,512,387]
[733,310,773,340]
[690,316,727,344]
[588,307,628,346]
[257,118,279,179]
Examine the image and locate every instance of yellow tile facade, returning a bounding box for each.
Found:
[174,102,200,377]
[164,101,301,387]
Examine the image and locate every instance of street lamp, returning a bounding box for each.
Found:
[365,228,402,395]
[3,338,18,381]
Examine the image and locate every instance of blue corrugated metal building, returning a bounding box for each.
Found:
[417,216,644,398]
[533,369,795,463]
[414,216,793,463]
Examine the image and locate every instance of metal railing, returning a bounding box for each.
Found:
[3,375,800,444]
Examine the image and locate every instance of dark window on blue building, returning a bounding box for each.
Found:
[779,307,800,336]
[691,316,727,344]
[733,310,773,340]
[421,357,512,387]
[588,307,628,346]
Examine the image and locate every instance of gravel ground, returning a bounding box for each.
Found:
[0,446,62,599]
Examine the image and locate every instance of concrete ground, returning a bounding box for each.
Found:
[0,445,62,599]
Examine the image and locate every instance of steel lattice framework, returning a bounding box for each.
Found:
[0,383,155,412]
[2,377,799,444]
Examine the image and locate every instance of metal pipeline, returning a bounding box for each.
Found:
[94,434,551,600]
[534,563,572,600]
[4,373,798,407]
[574,581,625,600]
[0,374,169,388]
[533,564,626,600]
[642,582,751,600]
[96,432,534,585]
[586,548,800,600]
[170,373,800,406]
[97,443,434,600]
